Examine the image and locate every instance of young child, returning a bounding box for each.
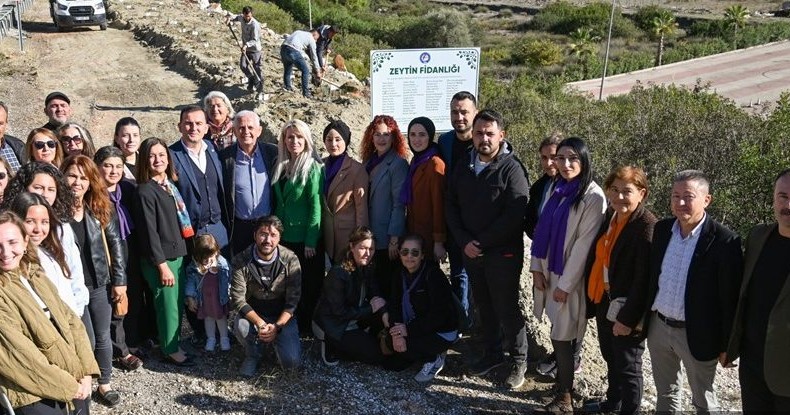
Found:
[185,234,232,352]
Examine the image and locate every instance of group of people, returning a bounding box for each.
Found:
[225,5,337,99]
[0,86,787,415]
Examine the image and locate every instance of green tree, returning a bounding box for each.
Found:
[652,11,678,66]
[568,28,599,78]
[514,38,564,67]
[724,5,750,49]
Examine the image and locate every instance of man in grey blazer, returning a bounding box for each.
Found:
[727,168,790,412]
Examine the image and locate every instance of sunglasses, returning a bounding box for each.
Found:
[60,135,83,144]
[399,248,422,257]
[0,172,6,180]
[34,140,57,150]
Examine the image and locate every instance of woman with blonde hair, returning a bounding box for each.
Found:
[272,119,323,334]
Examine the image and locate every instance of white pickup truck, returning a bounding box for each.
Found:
[50,0,107,31]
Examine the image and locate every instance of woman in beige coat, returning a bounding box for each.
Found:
[321,120,369,264]
[530,137,606,413]
[0,210,99,414]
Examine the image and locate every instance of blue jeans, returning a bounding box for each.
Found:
[234,314,301,369]
[446,236,470,316]
[280,44,311,96]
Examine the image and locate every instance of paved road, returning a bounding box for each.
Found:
[567,40,790,107]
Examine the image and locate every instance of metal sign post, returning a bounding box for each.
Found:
[16,0,23,52]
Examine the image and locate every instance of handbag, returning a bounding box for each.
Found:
[102,229,128,317]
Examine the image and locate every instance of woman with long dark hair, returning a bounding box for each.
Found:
[133,137,193,366]
[360,115,408,301]
[0,211,98,415]
[531,137,607,413]
[61,155,128,407]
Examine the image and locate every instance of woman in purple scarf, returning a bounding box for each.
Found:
[400,117,447,263]
[530,137,606,413]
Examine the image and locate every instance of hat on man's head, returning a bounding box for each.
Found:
[45,91,70,106]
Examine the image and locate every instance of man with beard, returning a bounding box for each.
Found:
[42,91,72,133]
[446,109,531,389]
[437,91,477,322]
[230,215,302,377]
[727,168,790,412]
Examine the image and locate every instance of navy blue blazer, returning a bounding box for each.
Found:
[169,139,228,230]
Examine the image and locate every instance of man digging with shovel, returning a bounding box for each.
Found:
[226,6,265,99]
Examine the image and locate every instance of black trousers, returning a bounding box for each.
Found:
[14,398,89,415]
[740,363,790,412]
[328,328,384,365]
[400,333,454,364]
[595,302,645,414]
[281,240,326,334]
[118,239,158,348]
[372,249,398,303]
[86,285,113,385]
[230,217,259,259]
[464,252,528,363]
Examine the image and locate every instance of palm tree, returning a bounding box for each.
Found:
[568,28,600,79]
[724,5,750,49]
[652,11,678,66]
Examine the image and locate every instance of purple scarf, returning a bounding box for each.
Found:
[323,153,346,195]
[108,185,133,240]
[530,178,582,276]
[401,262,426,324]
[365,151,387,174]
[399,147,438,205]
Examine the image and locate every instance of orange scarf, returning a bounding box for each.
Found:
[587,212,629,304]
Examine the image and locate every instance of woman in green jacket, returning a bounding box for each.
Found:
[272,119,324,334]
[0,211,99,414]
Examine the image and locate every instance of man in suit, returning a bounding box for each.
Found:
[646,170,743,412]
[219,110,277,257]
[446,109,531,389]
[727,168,790,412]
[169,105,229,345]
[0,101,26,172]
[169,105,229,251]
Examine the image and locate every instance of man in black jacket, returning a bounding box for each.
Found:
[645,170,743,412]
[446,109,531,389]
[0,102,26,172]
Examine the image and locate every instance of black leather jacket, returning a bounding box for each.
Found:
[79,208,128,286]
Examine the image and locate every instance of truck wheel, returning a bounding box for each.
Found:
[100,23,107,30]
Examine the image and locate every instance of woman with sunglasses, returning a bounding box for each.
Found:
[531,137,607,413]
[57,122,96,159]
[313,226,388,366]
[60,155,128,407]
[25,128,64,167]
[389,233,458,383]
[0,157,12,204]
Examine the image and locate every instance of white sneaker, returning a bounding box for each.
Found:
[204,337,217,352]
[414,353,445,383]
[220,337,231,351]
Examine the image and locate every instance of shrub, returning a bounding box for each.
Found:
[529,1,640,39]
[500,8,514,18]
[221,0,298,33]
[332,32,391,78]
[389,9,475,48]
[633,5,673,32]
[513,38,564,67]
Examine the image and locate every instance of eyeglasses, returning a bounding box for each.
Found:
[554,155,580,164]
[399,248,421,257]
[0,172,7,180]
[33,140,57,150]
[60,135,83,144]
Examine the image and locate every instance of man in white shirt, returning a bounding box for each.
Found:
[280,29,323,98]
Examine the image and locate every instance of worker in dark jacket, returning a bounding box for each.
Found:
[446,109,530,390]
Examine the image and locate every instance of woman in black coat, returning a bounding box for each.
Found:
[313,226,387,366]
[388,233,458,383]
[584,166,657,415]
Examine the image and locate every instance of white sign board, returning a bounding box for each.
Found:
[370,48,481,132]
